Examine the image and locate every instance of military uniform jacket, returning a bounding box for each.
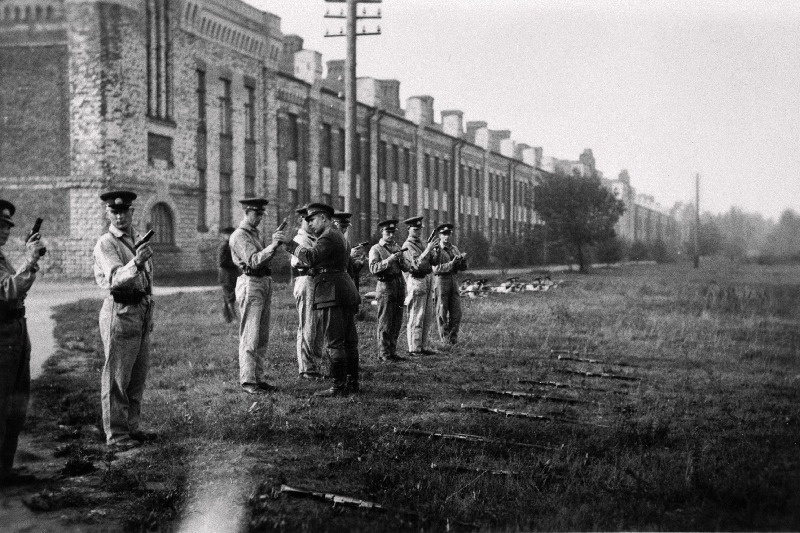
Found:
[369,239,409,281]
[290,228,317,277]
[229,220,277,276]
[431,243,466,275]
[285,227,360,310]
[0,250,37,308]
[93,225,153,294]
[402,237,434,278]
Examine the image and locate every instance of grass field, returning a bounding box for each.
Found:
[21,260,800,531]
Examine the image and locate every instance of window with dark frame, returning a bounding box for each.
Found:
[219,78,232,136]
[150,203,174,245]
[286,113,299,161]
[244,84,255,141]
[321,123,332,169]
[146,0,172,121]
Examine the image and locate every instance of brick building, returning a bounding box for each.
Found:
[0,0,672,276]
[0,0,543,276]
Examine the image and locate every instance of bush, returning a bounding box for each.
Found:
[459,230,491,268]
[594,237,626,264]
[629,240,651,261]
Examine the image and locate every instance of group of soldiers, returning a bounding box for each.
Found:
[0,190,469,483]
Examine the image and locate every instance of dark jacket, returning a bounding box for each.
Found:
[285,226,361,309]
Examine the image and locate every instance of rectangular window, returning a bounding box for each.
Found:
[147,132,172,164]
[321,123,332,168]
[434,156,440,192]
[286,113,298,161]
[196,69,206,132]
[403,148,411,183]
[392,144,399,184]
[219,172,232,227]
[424,153,430,188]
[219,78,232,136]
[337,127,345,172]
[379,140,387,180]
[146,0,172,120]
[244,84,255,140]
[197,169,207,231]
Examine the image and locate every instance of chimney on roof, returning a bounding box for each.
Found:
[489,130,510,152]
[500,138,515,158]
[357,78,401,113]
[515,143,531,161]
[441,110,463,138]
[406,95,434,126]
[294,49,322,84]
[474,126,490,149]
[281,34,304,73]
[326,60,344,83]
[465,121,487,144]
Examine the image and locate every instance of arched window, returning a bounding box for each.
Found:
[150,203,175,245]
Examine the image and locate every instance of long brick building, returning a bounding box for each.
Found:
[0,0,671,276]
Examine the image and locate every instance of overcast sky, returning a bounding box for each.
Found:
[247,0,800,220]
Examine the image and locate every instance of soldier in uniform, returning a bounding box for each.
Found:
[291,205,325,380]
[283,203,361,397]
[402,216,439,356]
[93,191,155,450]
[368,219,409,362]
[0,199,45,483]
[228,198,286,394]
[332,212,366,289]
[431,223,467,346]
[217,226,239,323]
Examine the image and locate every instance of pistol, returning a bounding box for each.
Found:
[27,217,47,256]
[357,241,369,248]
[277,217,288,231]
[134,229,155,249]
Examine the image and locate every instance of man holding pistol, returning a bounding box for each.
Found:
[93,191,155,450]
[0,199,45,483]
[431,223,467,346]
[283,203,361,397]
[369,219,409,362]
[402,216,439,356]
[229,198,286,394]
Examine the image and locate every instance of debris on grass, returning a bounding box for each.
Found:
[553,368,641,381]
[430,462,521,476]
[394,426,558,451]
[465,386,595,404]
[460,403,609,428]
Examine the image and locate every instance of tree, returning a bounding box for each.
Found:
[534,170,625,272]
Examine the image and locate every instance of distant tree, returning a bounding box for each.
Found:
[534,170,625,272]
[459,229,491,268]
[593,236,626,264]
[763,209,800,259]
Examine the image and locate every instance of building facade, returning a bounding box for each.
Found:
[0,0,672,276]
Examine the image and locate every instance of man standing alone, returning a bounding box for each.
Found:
[93,191,155,450]
[402,216,439,356]
[369,219,409,362]
[0,199,45,482]
[229,198,286,394]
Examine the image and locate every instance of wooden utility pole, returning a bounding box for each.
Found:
[325,0,381,234]
[694,173,700,269]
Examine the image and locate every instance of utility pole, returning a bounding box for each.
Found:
[325,0,381,236]
[694,173,700,269]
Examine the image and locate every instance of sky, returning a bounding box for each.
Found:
[247,0,800,220]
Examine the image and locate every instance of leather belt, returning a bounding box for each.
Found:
[376,274,402,282]
[0,307,25,323]
[314,268,343,274]
[410,273,427,279]
[435,273,454,277]
[110,291,149,305]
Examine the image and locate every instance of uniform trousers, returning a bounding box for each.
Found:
[99,297,152,445]
[405,274,434,353]
[293,275,325,374]
[236,275,272,385]
[319,304,359,388]
[0,318,30,476]
[376,277,405,358]
[434,274,462,344]
[218,268,238,323]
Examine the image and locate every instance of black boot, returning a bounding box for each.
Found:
[316,355,348,397]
